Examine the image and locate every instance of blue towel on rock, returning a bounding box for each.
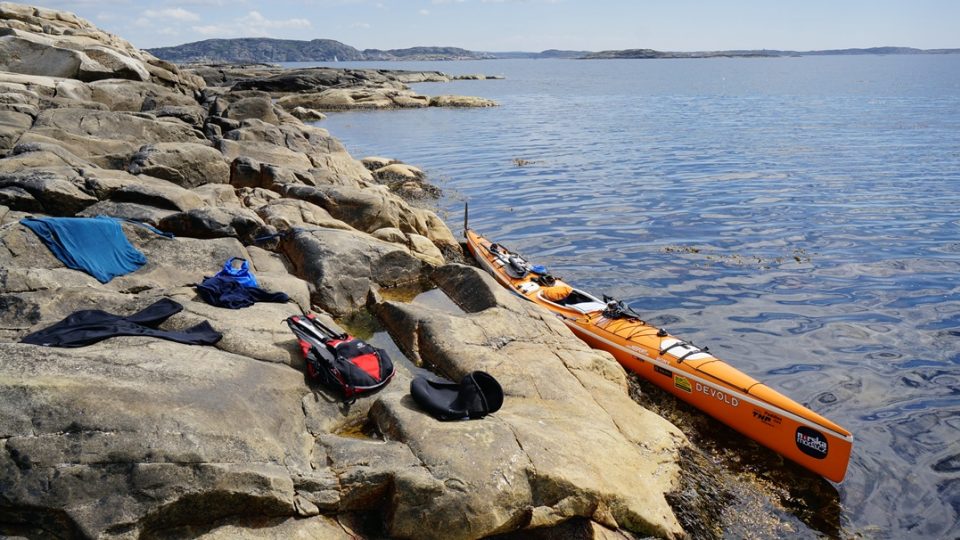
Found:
[21,216,148,283]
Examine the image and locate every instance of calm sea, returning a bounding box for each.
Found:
[306,56,960,538]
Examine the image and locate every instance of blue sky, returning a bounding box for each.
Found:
[26,0,959,52]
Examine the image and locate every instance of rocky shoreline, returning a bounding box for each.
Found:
[188,63,499,113]
[0,2,706,538]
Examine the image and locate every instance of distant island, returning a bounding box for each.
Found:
[147,38,960,63]
[147,38,496,63]
[581,46,960,59]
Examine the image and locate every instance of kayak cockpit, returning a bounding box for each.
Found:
[539,288,607,314]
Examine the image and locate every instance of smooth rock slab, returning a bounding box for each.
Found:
[281,183,427,237]
[255,197,354,232]
[316,434,423,509]
[128,142,231,189]
[0,340,313,538]
[0,109,32,152]
[281,227,426,316]
[372,264,687,538]
[31,107,203,144]
[218,138,313,172]
[371,394,534,540]
[429,95,498,107]
[77,200,177,226]
[194,516,352,539]
[2,141,97,171]
[87,79,197,112]
[191,183,243,208]
[222,96,279,125]
[106,229,252,293]
[158,206,271,245]
[163,295,304,366]
[82,168,206,212]
[22,108,204,163]
[0,33,84,79]
[0,166,96,215]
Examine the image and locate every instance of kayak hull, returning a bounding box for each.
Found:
[465,227,852,482]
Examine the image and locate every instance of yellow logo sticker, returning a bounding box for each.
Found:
[674,375,692,393]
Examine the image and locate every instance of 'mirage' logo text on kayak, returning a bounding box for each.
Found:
[795,426,828,459]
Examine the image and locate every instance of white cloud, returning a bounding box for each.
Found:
[172,0,241,5]
[35,0,130,7]
[241,10,311,29]
[350,22,372,29]
[143,8,201,22]
[432,0,466,4]
[419,9,430,15]
[300,0,370,5]
[191,10,312,38]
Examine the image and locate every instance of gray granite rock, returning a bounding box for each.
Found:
[82,168,206,212]
[222,96,280,125]
[128,142,230,188]
[0,3,203,92]
[22,108,204,164]
[280,227,426,315]
[87,79,197,111]
[77,200,177,225]
[289,106,326,121]
[0,167,96,215]
[373,266,686,538]
[255,197,353,232]
[218,138,313,172]
[158,206,272,245]
[0,340,311,538]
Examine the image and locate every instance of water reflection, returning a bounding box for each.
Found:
[411,287,465,316]
[358,288,467,380]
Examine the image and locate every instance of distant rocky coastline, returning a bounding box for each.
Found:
[580,46,960,59]
[148,37,960,63]
[148,38,497,64]
[0,2,703,538]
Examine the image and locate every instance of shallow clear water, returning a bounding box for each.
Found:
[312,56,960,538]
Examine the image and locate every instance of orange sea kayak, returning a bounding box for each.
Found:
[464,216,853,482]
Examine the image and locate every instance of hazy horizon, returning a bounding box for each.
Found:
[21,1,960,53]
[148,39,958,55]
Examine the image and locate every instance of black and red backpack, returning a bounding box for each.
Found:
[286,313,395,399]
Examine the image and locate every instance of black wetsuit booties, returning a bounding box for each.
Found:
[21,298,222,348]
